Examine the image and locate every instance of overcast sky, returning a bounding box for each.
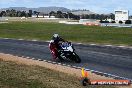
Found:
[0,0,132,14]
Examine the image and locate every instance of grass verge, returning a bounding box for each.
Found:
[0,22,132,45]
[0,59,116,88]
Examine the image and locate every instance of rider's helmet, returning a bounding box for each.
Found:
[53,34,59,38]
[50,40,54,43]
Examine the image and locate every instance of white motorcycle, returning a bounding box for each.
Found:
[58,42,81,63]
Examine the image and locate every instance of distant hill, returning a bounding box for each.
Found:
[0,7,71,14]
[0,7,97,16]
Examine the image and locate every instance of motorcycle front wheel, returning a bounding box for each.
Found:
[72,53,81,63]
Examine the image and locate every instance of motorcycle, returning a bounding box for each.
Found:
[57,42,81,63]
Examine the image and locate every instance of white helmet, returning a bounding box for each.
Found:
[53,34,59,38]
[50,40,54,43]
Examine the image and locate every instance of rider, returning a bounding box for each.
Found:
[52,34,65,49]
[49,34,65,59]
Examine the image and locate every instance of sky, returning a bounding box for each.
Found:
[0,0,132,15]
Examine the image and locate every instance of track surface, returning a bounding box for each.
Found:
[0,38,132,79]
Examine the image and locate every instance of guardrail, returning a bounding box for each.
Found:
[101,23,132,28]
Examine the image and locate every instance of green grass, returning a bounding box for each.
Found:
[0,59,117,88]
[0,22,132,45]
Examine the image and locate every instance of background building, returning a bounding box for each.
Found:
[115,10,129,23]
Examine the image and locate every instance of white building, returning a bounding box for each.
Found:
[115,10,129,23]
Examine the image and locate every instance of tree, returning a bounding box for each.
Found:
[100,14,105,20]
[129,15,132,19]
[81,15,85,19]
[6,10,10,13]
[0,12,2,17]
[16,11,22,17]
[67,12,73,19]
[109,13,115,20]
[1,11,6,17]
[95,14,100,19]
[56,11,63,18]
[100,20,109,23]
[10,9,17,17]
[89,14,95,19]
[36,12,40,18]
[28,10,32,17]
[6,10,10,16]
[85,15,90,19]
[73,15,80,20]
[34,11,40,18]
[57,11,62,15]
[49,11,56,16]
[62,13,68,19]
[21,11,26,17]
[33,11,37,14]
[67,12,79,20]
[49,11,56,18]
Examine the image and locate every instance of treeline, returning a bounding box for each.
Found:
[33,11,80,20]
[49,11,80,20]
[49,11,115,20]
[0,9,116,20]
[81,13,115,20]
[0,9,80,20]
[0,9,32,17]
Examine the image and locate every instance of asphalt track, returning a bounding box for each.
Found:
[0,38,132,80]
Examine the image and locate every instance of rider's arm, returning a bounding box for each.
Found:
[59,37,65,42]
